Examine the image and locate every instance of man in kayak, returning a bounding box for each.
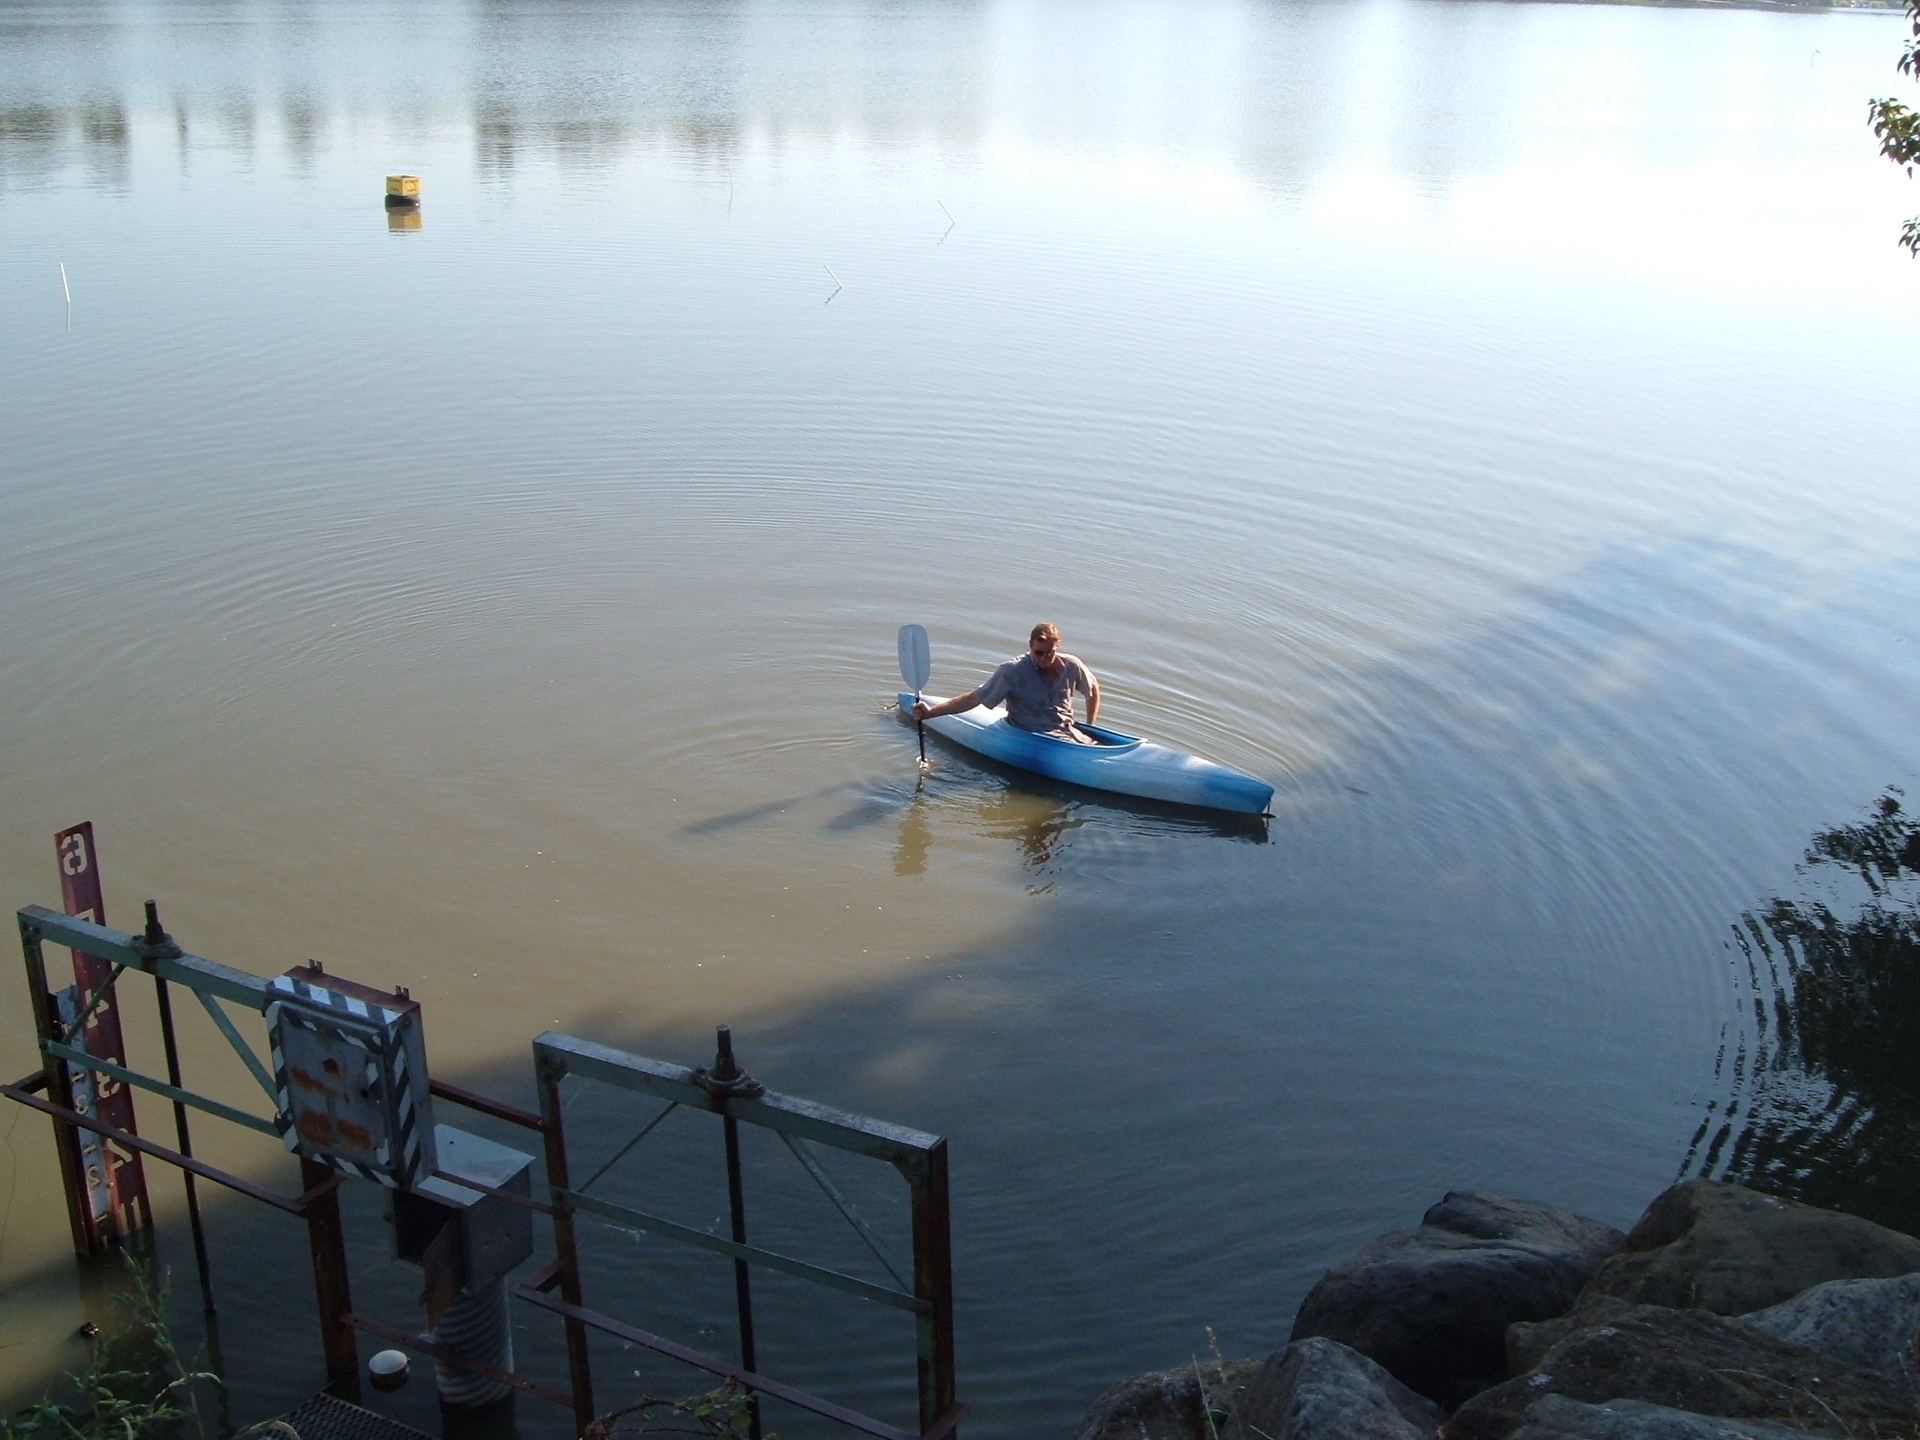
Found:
[912,623,1102,743]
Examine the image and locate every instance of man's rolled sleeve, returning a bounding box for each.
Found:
[973,663,1016,709]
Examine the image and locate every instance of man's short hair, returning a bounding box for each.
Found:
[1030,622,1061,644]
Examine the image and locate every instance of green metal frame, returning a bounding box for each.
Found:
[12,905,362,1392]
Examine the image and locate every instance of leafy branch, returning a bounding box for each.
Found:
[585,1380,773,1440]
[1870,0,1920,254]
[2,1256,218,1440]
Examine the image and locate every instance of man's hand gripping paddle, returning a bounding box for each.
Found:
[897,624,931,769]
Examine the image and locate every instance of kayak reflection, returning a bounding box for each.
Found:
[911,734,1271,846]
[890,749,1268,882]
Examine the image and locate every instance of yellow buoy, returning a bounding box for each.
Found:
[384,174,421,207]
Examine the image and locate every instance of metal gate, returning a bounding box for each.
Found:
[522,1029,961,1440]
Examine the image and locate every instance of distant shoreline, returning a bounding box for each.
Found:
[1532,0,1901,12]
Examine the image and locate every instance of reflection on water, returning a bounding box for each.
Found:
[974,791,1084,891]
[885,721,1271,887]
[4,0,1903,219]
[1693,791,1920,1232]
[894,793,932,876]
[0,102,128,191]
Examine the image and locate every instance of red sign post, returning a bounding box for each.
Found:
[54,823,152,1250]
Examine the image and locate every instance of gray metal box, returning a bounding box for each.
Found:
[390,1125,534,1297]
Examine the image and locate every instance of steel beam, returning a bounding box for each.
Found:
[19,908,269,1010]
[534,1033,942,1179]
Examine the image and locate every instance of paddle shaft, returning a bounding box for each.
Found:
[916,693,926,763]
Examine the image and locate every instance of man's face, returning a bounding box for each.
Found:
[1029,636,1060,671]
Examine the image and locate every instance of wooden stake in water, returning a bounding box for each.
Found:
[59,263,71,307]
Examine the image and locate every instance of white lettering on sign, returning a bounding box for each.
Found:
[60,832,89,877]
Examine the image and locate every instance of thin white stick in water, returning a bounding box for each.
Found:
[60,263,71,306]
[938,200,955,225]
[824,264,843,289]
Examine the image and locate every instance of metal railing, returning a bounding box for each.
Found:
[10,899,962,1440]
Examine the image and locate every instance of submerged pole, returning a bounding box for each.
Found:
[142,901,214,1314]
[700,1024,763,1440]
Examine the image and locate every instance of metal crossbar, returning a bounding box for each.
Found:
[540,1034,942,1177]
[40,1039,280,1137]
[21,907,270,1008]
[559,1186,926,1312]
[515,1288,965,1440]
[341,1314,574,1409]
[0,1076,332,1215]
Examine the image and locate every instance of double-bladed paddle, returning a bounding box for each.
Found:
[897,623,931,767]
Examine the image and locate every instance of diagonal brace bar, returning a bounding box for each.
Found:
[60,965,125,1045]
[194,989,280,1105]
[580,1101,677,1194]
[782,1133,912,1290]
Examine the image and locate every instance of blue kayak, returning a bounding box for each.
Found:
[898,692,1274,816]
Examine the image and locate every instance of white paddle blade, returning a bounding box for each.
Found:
[897,624,931,692]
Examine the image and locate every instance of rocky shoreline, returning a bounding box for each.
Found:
[1073,1181,1920,1440]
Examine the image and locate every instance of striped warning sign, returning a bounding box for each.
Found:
[267,965,436,1190]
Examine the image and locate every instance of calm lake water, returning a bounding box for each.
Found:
[5,0,1920,1434]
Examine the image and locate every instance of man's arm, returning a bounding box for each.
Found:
[914,690,981,721]
[1084,675,1100,727]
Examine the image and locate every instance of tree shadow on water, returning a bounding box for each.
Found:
[1690,787,1920,1232]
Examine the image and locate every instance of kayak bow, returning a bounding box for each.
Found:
[897,693,1274,816]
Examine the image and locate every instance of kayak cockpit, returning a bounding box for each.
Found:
[1051,723,1142,751]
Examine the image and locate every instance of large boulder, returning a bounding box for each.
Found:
[1290,1192,1627,1406]
[1071,1358,1264,1440]
[1221,1338,1445,1440]
[1737,1271,1920,1404]
[1442,1301,1917,1440]
[1506,1295,1636,1377]
[1507,1394,1850,1440]
[1584,1182,1920,1316]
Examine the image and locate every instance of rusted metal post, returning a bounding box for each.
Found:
[909,1140,956,1439]
[300,1155,360,1399]
[142,903,214,1313]
[19,914,97,1259]
[537,1046,596,1434]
